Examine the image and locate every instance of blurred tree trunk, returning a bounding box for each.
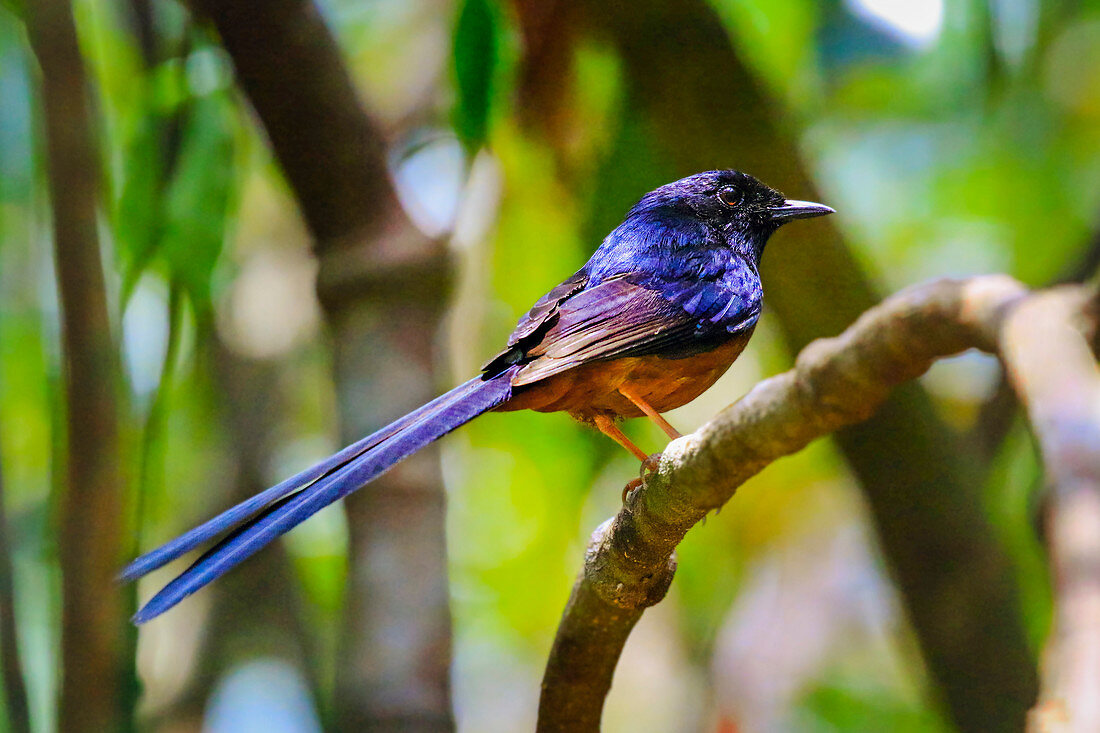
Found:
[0,450,31,733]
[191,1,455,729]
[25,1,127,731]
[115,4,321,724]
[514,1,1038,729]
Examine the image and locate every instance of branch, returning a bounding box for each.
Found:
[515,2,1038,722]
[969,220,1100,461]
[32,0,196,724]
[538,276,1032,732]
[187,0,447,290]
[25,2,127,731]
[1000,290,1100,733]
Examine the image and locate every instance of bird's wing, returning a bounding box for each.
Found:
[508,269,590,345]
[511,276,758,386]
[481,269,589,375]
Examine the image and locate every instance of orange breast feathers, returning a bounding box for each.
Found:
[498,329,753,421]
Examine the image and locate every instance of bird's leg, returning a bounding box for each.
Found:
[593,414,649,462]
[639,452,662,477]
[618,385,682,439]
[593,415,659,503]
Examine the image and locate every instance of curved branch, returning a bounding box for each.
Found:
[968,221,1100,461]
[517,2,1038,722]
[538,276,1033,731]
[1000,290,1100,733]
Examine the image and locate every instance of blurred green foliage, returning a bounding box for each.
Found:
[3,0,1099,730]
[453,0,502,152]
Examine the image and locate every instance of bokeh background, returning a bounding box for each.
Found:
[1,0,1097,730]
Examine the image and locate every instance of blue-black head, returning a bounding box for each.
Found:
[629,169,834,259]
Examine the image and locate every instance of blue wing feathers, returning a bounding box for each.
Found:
[129,371,516,623]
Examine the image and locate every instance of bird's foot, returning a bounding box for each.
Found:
[622,453,664,503]
[622,477,643,504]
[639,452,662,479]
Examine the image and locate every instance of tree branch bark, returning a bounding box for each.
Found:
[539,275,1040,732]
[25,1,127,730]
[188,1,454,728]
[511,3,1038,724]
[969,218,1100,462]
[999,290,1100,733]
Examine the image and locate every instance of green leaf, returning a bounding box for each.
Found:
[159,91,235,312]
[452,0,500,152]
[798,680,951,733]
[114,111,167,304]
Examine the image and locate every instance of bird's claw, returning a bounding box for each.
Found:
[622,453,663,503]
[621,477,643,504]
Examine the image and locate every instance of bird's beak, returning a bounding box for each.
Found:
[769,199,835,222]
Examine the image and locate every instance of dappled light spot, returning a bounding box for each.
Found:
[205,659,321,733]
[218,248,321,359]
[845,0,944,47]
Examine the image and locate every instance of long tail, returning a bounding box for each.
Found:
[124,369,517,624]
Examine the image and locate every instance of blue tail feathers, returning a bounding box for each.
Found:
[126,371,516,624]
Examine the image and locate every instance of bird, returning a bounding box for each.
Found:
[121,169,833,623]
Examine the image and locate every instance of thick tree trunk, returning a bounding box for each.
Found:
[26,1,127,730]
[191,1,455,728]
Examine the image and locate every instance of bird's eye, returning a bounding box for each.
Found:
[717,186,741,207]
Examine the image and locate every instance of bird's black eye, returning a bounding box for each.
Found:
[717,186,741,207]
